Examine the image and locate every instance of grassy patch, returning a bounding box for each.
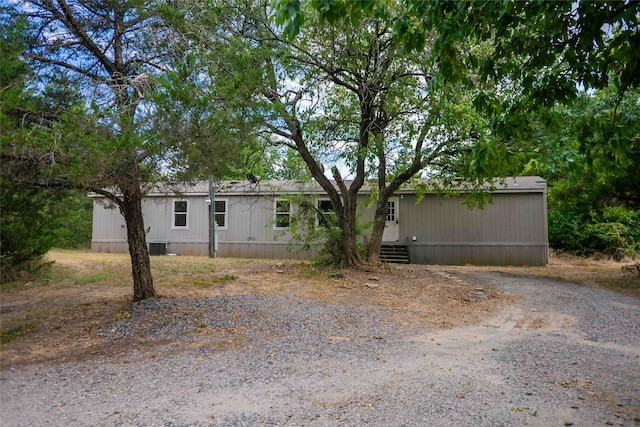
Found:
[1,323,35,343]
[595,278,640,291]
[152,257,218,276]
[74,271,115,286]
[296,264,327,280]
[0,280,28,292]
[112,308,132,321]
[192,274,237,288]
[214,274,237,283]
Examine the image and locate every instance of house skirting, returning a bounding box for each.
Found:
[93,240,548,265]
[407,242,549,266]
[91,240,320,260]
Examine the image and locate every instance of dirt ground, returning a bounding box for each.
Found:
[1,250,636,370]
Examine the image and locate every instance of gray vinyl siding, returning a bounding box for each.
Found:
[218,242,320,260]
[91,193,311,259]
[90,178,548,265]
[407,244,547,266]
[92,196,211,256]
[400,193,548,266]
[214,196,319,259]
[91,200,126,243]
[215,195,291,243]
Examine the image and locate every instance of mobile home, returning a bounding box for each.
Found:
[91,177,548,266]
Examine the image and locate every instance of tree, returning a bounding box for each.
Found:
[275,1,640,96]
[267,0,640,263]
[1,11,63,281]
[519,86,640,257]
[198,2,490,266]
[3,1,187,300]
[274,1,639,153]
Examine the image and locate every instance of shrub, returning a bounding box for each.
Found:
[0,187,55,282]
[548,205,639,258]
[47,191,92,249]
[582,222,636,258]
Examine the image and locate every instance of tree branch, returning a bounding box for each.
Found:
[24,53,109,83]
[42,0,118,75]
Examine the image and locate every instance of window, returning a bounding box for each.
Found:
[214,199,227,229]
[172,200,188,229]
[317,199,336,227]
[386,200,396,222]
[274,200,291,229]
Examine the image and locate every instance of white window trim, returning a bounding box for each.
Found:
[273,199,291,230]
[172,199,189,230]
[386,200,396,222]
[213,198,229,230]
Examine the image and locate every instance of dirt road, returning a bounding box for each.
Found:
[1,267,639,426]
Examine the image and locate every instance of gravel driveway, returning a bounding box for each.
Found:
[2,270,639,426]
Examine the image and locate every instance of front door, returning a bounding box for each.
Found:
[382,197,399,242]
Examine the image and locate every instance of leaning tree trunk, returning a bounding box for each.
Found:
[118,178,155,301]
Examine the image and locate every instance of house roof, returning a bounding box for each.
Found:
[126,176,546,197]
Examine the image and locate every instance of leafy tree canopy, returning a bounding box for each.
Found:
[274,0,639,95]
[176,0,508,266]
[1,11,90,281]
[518,85,640,257]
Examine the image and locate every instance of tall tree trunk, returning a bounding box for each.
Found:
[332,173,363,267]
[118,178,155,301]
[337,202,362,267]
[367,199,388,265]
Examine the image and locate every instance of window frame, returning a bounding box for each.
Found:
[171,199,189,230]
[386,200,396,222]
[316,198,336,227]
[273,199,292,230]
[213,198,228,230]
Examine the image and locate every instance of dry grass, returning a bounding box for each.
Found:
[446,252,640,296]
[1,249,636,369]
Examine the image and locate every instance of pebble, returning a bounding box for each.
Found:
[3,272,638,427]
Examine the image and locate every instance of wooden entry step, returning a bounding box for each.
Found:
[380,245,410,264]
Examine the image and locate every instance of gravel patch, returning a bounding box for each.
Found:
[2,272,639,426]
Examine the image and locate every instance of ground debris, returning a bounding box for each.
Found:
[621,263,640,278]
